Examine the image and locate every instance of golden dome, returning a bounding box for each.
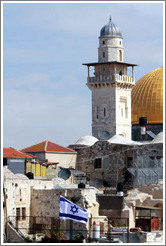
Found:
[132,67,163,124]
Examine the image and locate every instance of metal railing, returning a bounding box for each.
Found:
[6,216,131,243]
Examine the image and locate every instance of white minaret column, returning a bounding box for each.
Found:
[98,17,124,63]
[84,17,137,140]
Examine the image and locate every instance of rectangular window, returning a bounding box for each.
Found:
[96,106,99,119]
[94,158,102,169]
[104,108,106,117]
[127,157,133,167]
[121,108,123,117]
[22,207,26,220]
[16,208,20,220]
[103,52,105,58]
[125,108,128,118]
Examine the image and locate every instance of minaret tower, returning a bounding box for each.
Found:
[83,17,137,140]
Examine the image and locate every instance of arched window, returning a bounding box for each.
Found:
[119,50,122,61]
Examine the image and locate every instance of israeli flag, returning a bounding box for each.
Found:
[59,196,89,224]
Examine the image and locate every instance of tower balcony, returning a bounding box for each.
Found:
[87,74,135,84]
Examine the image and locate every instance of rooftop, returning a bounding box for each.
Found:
[3,147,33,159]
[20,140,76,153]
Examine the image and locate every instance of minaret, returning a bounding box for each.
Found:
[83,17,137,140]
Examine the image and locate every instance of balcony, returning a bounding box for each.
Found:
[87,74,135,84]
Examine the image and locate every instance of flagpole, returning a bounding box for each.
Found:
[59,218,60,243]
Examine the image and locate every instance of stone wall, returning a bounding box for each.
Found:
[30,187,106,239]
[4,174,54,233]
[75,141,163,189]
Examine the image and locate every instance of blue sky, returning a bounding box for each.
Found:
[3,2,164,149]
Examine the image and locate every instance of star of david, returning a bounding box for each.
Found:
[70,205,79,215]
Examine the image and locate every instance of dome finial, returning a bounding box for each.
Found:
[109,16,112,22]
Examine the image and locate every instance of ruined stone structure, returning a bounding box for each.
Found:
[74,135,163,190]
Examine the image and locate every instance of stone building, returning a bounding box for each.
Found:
[71,133,163,191]
[82,17,163,142]
[3,168,107,242]
[83,17,137,140]
[3,147,37,175]
[21,140,77,169]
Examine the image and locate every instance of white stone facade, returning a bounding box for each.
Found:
[86,19,135,140]
[98,37,123,62]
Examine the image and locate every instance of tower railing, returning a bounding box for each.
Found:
[87,74,135,84]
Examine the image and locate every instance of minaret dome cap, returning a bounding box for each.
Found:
[100,16,123,38]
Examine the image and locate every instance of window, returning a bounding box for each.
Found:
[127,157,133,167]
[104,108,106,117]
[22,207,26,220]
[119,71,122,76]
[121,108,123,117]
[94,158,102,169]
[102,40,105,45]
[103,52,105,58]
[119,50,122,61]
[16,208,20,220]
[125,108,128,118]
[96,106,99,119]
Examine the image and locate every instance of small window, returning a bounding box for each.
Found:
[125,108,128,118]
[102,40,105,45]
[119,50,122,61]
[16,208,20,220]
[22,207,26,220]
[121,108,123,117]
[104,108,106,117]
[94,158,102,169]
[103,52,105,58]
[119,71,122,76]
[127,157,133,167]
[96,106,99,119]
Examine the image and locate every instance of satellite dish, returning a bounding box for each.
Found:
[98,130,110,140]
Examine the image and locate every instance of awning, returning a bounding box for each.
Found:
[135,205,162,210]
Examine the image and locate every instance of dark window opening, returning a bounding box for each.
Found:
[103,40,105,45]
[22,207,26,220]
[127,157,133,167]
[94,158,102,169]
[16,208,20,220]
[119,71,122,76]
[104,108,106,117]
[103,52,105,58]
[119,50,122,61]
[3,158,7,166]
